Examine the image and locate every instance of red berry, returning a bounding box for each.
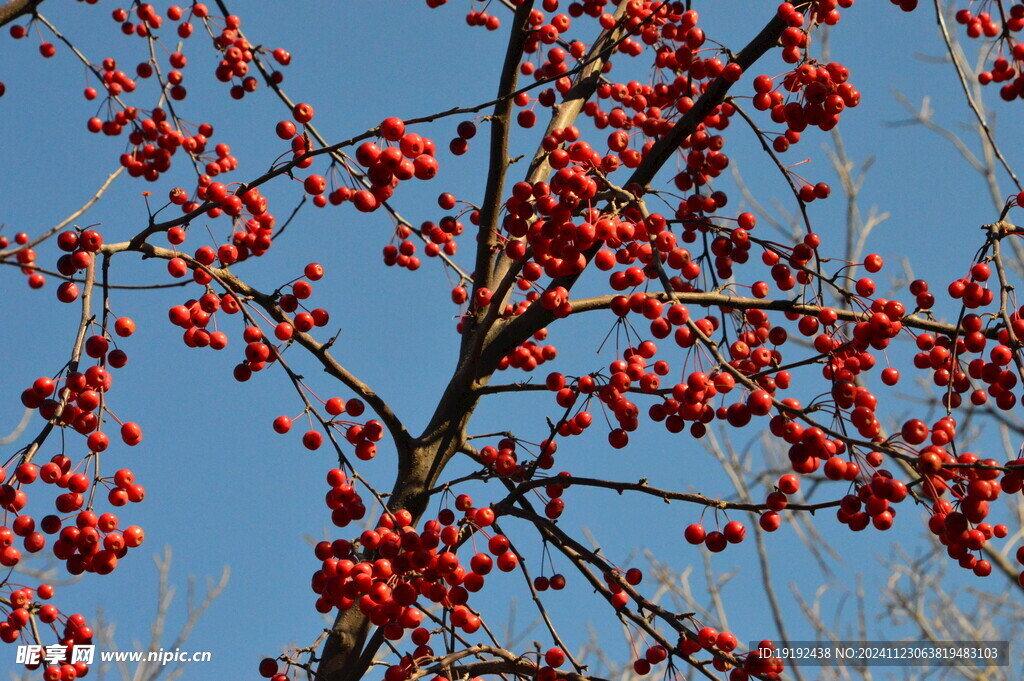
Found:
[380,117,406,141]
[293,102,315,124]
[684,523,706,544]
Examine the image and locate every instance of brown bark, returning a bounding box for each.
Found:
[315,393,482,680]
[311,5,813,680]
[0,0,41,27]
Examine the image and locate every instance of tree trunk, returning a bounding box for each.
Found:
[316,379,484,680]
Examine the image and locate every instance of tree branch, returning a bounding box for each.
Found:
[0,166,122,260]
[0,0,40,27]
[471,0,535,297]
[569,290,993,338]
[500,475,842,514]
[628,1,813,190]
[479,2,815,377]
[98,240,413,450]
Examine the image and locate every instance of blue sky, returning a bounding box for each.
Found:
[1,2,1022,680]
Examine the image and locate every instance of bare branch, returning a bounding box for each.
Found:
[0,166,122,260]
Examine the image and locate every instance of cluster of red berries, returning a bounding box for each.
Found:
[110,2,173,38]
[476,439,563,485]
[277,267,332,327]
[6,589,95,680]
[908,277,935,309]
[123,115,216,183]
[191,174,270,221]
[548,376,609,439]
[209,13,257,99]
[202,141,240,178]
[232,325,281,382]
[19,379,140,454]
[277,109,441,225]
[553,305,718,440]
[503,173,603,276]
[496,333,559,373]
[758,59,859,151]
[92,55,138,97]
[758,475,807,533]
[549,621,771,680]
[464,9,501,30]
[948,260,996,309]
[274,398,379,458]
[164,290,234,351]
[7,24,56,60]
[681,627,742,668]
[952,6,1024,100]
[166,266,331,375]
[523,6,576,49]
[1,584,54,643]
[521,38,586,82]
[166,193,277,269]
[345,117,440,213]
[20,373,140,461]
[408,199,465,264]
[309,473,519,645]
[52,229,101,301]
[540,472,571,519]
[33,480,145,576]
[321,466,367,532]
[382,228,431,270]
[3,231,46,290]
[704,221,756,280]
[673,123,738,210]
[729,639,788,679]
[909,309,1024,411]
[683,520,747,553]
[834,470,909,532]
[926,493,1005,577]
[93,104,216,185]
[448,120,477,155]
[12,295,145,578]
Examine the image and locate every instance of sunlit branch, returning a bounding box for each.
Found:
[933,0,1022,192]
[569,290,994,339]
[500,474,841,514]
[472,0,536,298]
[0,167,122,260]
[21,257,94,464]
[0,260,189,290]
[98,239,412,450]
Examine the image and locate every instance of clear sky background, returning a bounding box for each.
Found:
[0,2,1022,680]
